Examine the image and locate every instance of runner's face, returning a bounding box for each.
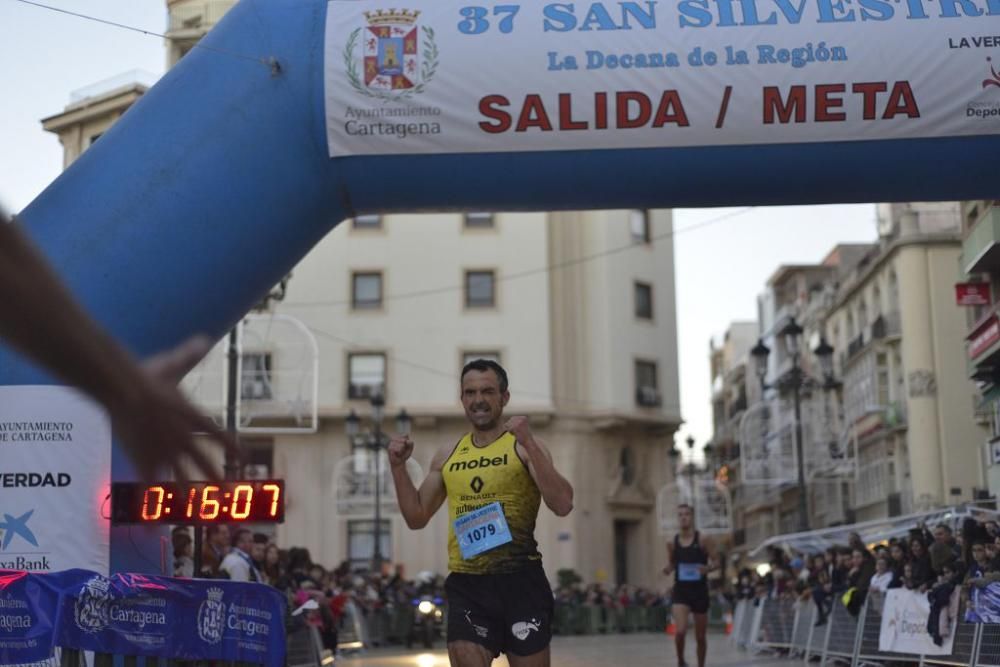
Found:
[461,369,508,431]
[678,506,693,529]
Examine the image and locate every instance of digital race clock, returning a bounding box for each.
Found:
[110,480,285,525]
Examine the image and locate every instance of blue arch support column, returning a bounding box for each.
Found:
[2,0,999,573]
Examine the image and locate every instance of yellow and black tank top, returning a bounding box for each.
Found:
[442,432,542,574]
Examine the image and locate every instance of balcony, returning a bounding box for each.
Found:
[742,483,780,511]
[636,386,662,407]
[870,311,902,341]
[855,458,897,508]
[846,332,866,361]
[963,207,1000,274]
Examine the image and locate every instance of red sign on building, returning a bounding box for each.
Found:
[956,282,991,306]
[969,315,1000,359]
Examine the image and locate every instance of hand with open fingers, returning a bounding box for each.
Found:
[504,415,532,443]
[109,335,238,482]
[388,434,414,468]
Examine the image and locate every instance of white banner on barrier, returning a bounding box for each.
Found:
[324,0,1000,157]
[0,386,111,574]
[879,588,956,656]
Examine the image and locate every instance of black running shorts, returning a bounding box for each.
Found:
[445,562,554,657]
[672,583,710,614]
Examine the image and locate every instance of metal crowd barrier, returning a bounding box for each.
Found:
[732,591,1000,667]
[550,603,670,635]
[789,600,813,656]
[731,598,758,650]
[754,596,798,652]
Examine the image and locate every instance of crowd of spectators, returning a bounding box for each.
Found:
[735,516,1000,645]
[554,582,669,610]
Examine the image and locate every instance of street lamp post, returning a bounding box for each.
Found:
[345,394,411,574]
[669,436,716,519]
[750,317,838,533]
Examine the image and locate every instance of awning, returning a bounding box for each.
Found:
[748,503,1000,559]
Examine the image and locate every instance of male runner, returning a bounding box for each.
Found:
[388,359,574,667]
[663,504,718,667]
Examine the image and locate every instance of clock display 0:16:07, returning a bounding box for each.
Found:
[109,480,285,524]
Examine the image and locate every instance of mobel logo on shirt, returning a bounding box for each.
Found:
[448,454,508,472]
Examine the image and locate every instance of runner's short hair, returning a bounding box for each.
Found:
[678,503,693,513]
[461,358,509,393]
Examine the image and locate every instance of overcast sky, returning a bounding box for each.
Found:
[0,1,879,454]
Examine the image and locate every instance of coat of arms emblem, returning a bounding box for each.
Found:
[74,575,112,633]
[344,9,438,100]
[197,587,226,645]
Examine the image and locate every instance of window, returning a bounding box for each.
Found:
[347,520,391,571]
[348,353,386,399]
[876,351,890,407]
[353,214,382,229]
[89,133,102,146]
[241,353,272,400]
[634,282,653,319]
[620,447,635,485]
[240,438,274,479]
[629,210,651,244]
[635,360,660,407]
[464,212,495,228]
[463,351,501,367]
[465,270,496,308]
[352,272,383,310]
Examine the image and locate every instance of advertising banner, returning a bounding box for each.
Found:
[0,569,286,666]
[0,570,83,665]
[879,588,955,655]
[324,0,1000,156]
[0,387,111,574]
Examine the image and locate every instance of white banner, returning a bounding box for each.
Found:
[0,386,111,574]
[879,588,956,656]
[324,0,1000,157]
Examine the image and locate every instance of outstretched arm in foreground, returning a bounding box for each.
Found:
[0,209,235,480]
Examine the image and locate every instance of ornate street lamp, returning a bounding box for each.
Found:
[344,394,409,573]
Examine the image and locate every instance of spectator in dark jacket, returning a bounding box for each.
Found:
[910,539,935,591]
[845,548,875,616]
[930,524,961,574]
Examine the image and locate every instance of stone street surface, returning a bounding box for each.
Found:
[338,632,794,666]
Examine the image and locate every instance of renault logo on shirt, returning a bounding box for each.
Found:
[470,476,484,493]
[448,454,508,472]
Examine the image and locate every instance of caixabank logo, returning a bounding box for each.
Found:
[344,9,438,101]
[0,509,49,571]
[969,57,1000,120]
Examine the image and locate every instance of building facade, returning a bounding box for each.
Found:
[960,199,1000,498]
[826,203,987,519]
[40,4,684,587]
[718,203,989,556]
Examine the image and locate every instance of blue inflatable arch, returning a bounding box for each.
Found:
[3,0,999,571]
